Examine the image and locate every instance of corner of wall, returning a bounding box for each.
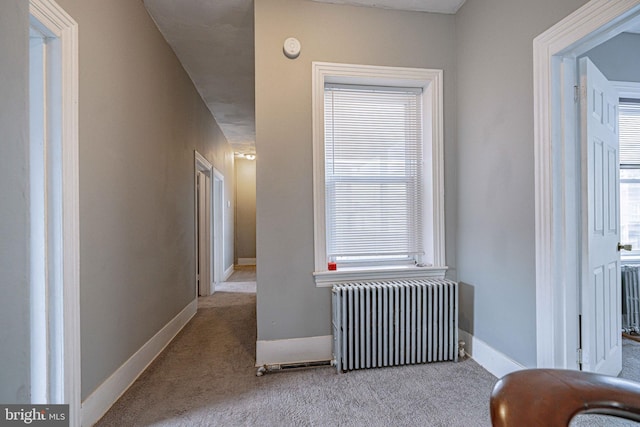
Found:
[458,329,526,379]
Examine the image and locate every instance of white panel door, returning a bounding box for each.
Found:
[580,57,621,376]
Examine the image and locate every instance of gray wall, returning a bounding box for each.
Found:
[235,158,257,261]
[255,0,457,341]
[583,32,640,83]
[455,0,588,367]
[51,0,234,399]
[0,0,30,403]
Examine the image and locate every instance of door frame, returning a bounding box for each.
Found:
[195,151,214,296]
[29,0,80,422]
[534,0,640,369]
[212,168,225,285]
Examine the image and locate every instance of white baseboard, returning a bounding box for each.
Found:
[256,335,333,366]
[237,258,256,266]
[223,265,234,281]
[81,299,197,426]
[458,329,526,379]
[210,280,216,295]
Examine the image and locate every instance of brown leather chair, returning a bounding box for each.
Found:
[490,369,640,426]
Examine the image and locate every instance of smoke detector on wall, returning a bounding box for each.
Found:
[283,37,301,59]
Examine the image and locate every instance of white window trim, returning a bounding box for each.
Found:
[311,62,446,286]
[614,81,640,264]
[613,81,640,99]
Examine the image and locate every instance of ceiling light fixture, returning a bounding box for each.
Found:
[245,154,256,160]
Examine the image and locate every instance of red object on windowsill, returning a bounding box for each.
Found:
[328,262,337,271]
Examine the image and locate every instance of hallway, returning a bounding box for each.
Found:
[97,267,258,425]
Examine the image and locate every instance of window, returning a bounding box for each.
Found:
[312,63,446,285]
[324,84,424,267]
[620,99,640,260]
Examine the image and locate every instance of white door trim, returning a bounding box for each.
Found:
[212,168,224,287]
[533,0,640,369]
[194,151,213,297]
[29,0,79,423]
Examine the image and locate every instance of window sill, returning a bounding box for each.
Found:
[313,266,448,287]
[622,256,640,266]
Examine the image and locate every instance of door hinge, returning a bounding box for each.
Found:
[577,348,583,365]
[574,85,579,103]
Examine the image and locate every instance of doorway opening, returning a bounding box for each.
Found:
[534,0,640,372]
[233,155,257,268]
[194,151,225,298]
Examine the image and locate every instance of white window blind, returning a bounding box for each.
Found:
[620,99,640,166]
[324,84,424,266]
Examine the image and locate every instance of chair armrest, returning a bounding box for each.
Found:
[490,369,640,427]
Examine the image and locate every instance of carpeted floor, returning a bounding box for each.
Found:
[571,337,640,427]
[224,265,258,283]
[96,268,640,427]
[620,337,640,383]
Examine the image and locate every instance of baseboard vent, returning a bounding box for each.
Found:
[256,360,333,376]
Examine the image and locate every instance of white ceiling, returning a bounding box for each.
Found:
[144,0,256,154]
[144,0,466,153]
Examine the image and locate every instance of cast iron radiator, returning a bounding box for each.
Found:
[331,279,458,372]
[622,266,640,333]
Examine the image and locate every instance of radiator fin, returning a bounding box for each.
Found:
[622,266,640,332]
[332,279,458,372]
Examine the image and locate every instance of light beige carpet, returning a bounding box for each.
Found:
[95,282,640,427]
[96,285,498,426]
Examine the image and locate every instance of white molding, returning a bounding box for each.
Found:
[255,335,333,366]
[223,265,234,281]
[313,266,447,287]
[212,167,225,285]
[237,257,256,266]
[194,151,212,170]
[29,0,80,424]
[458,330,525,380]
[81,299,197,427]
[613,81,640,98]
[533,0,640,369]
[213,167,224,181]
[29,0,72,37]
